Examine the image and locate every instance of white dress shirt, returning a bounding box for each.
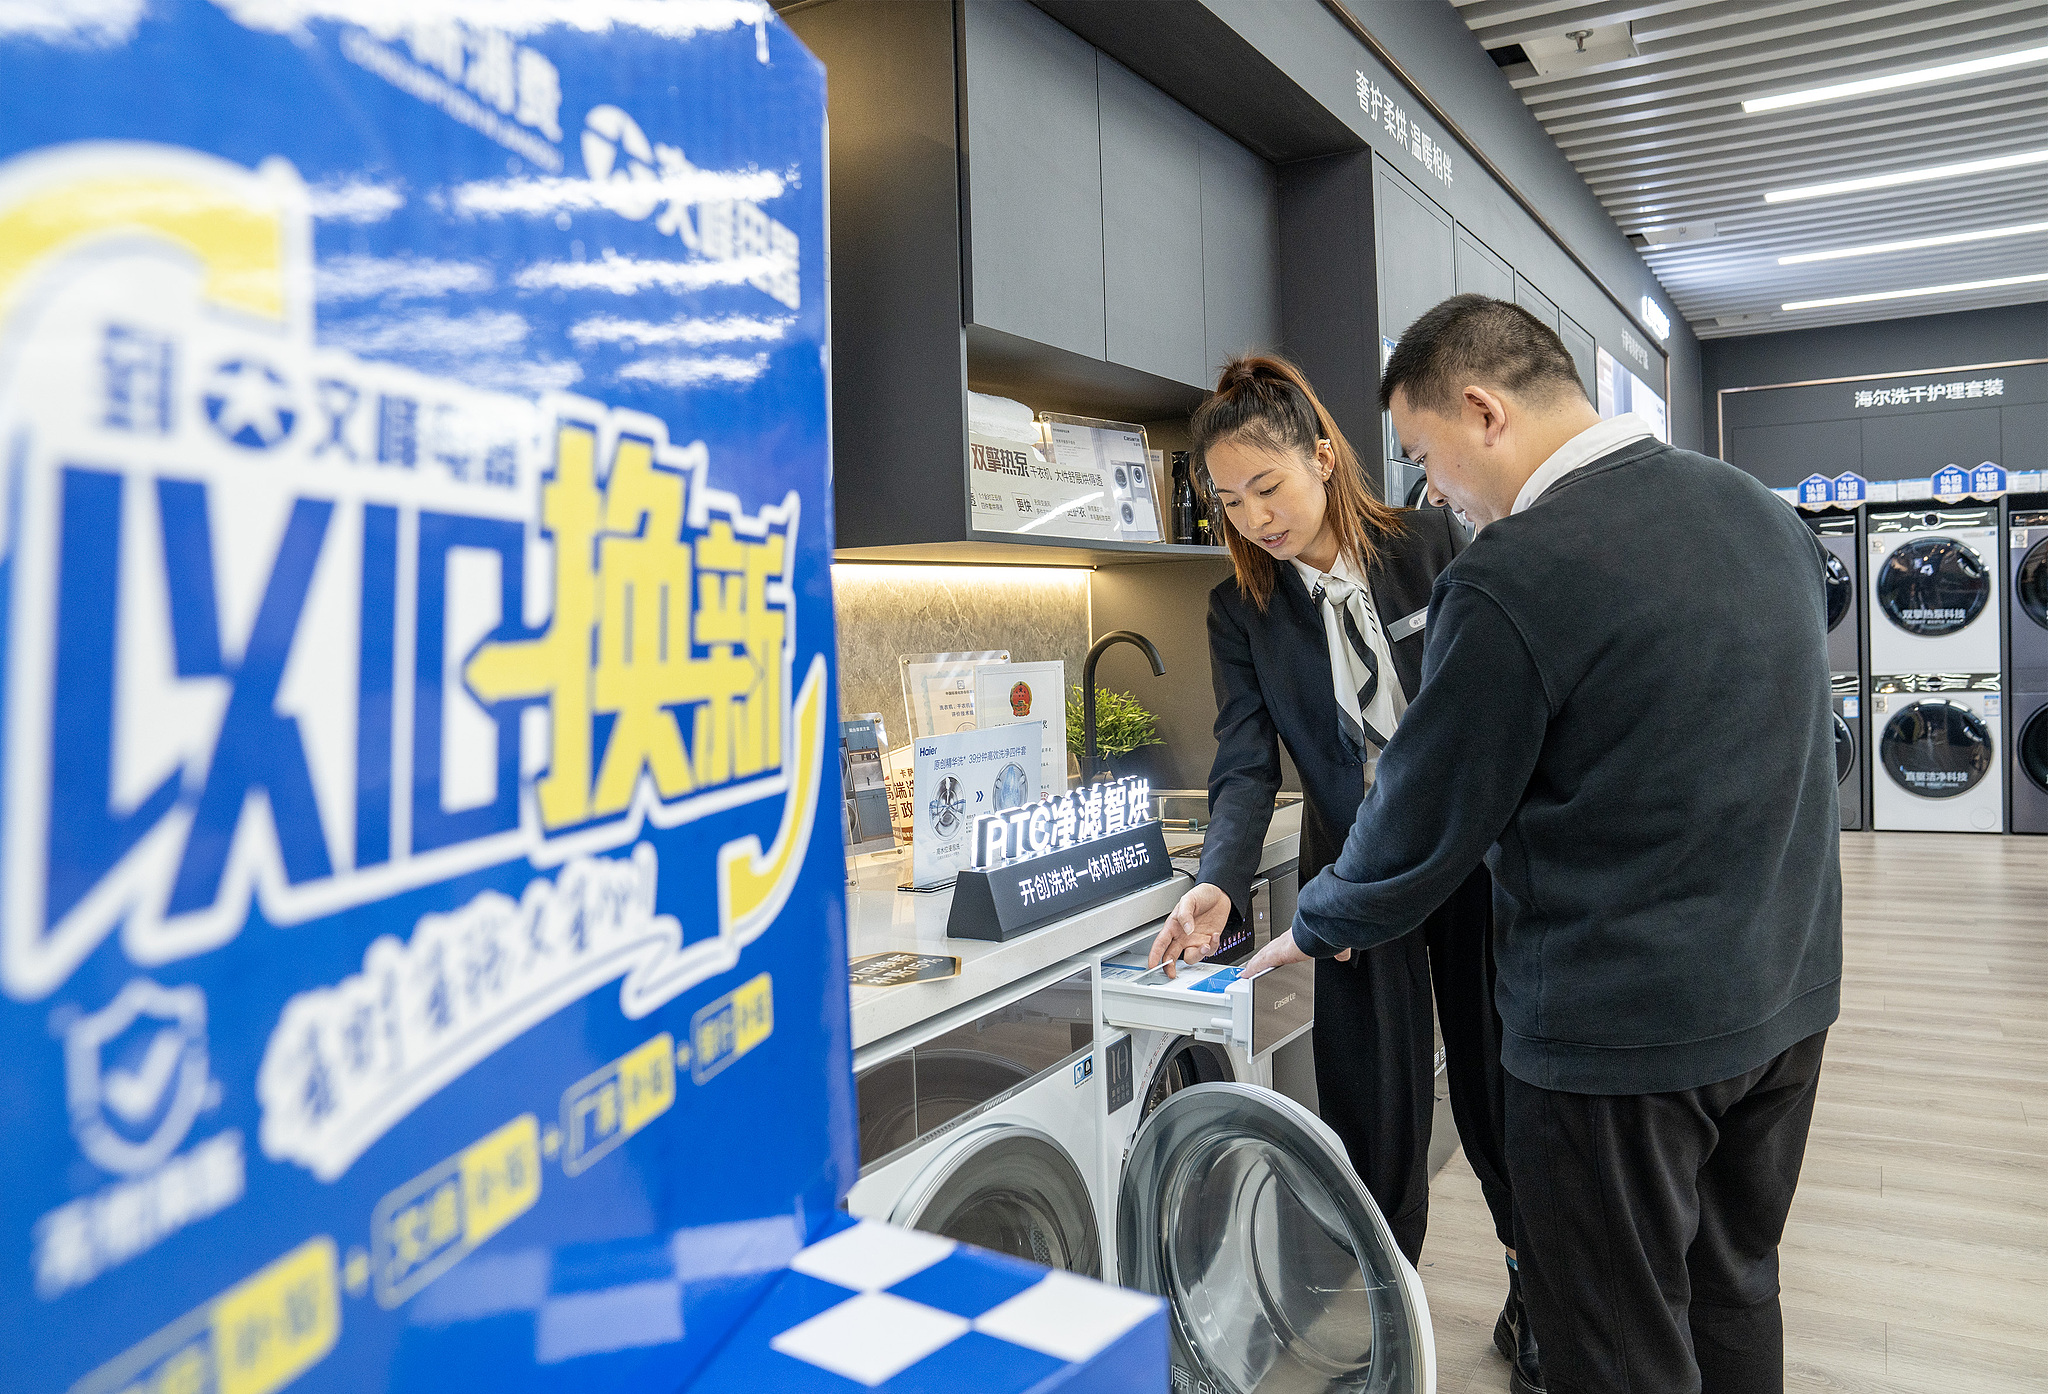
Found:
[1510,412,1657,516]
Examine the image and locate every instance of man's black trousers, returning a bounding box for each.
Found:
[1506,1030,1828,1394]
[1310,863,1514,1265]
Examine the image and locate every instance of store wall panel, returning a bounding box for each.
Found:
[1373,162,1454,345]
[1199,122,1282,381]
[1514,275,1559,334]
[787,0,970,550]
[2006,402,2048,475]
[1561,317,1597,403]
[960,0,1107,359]
[1100,53,1207,386]
[1727,420,1864,490]
[1277,150,1379,469]
[1861,408,2004,482]
[1454,226,1513,302]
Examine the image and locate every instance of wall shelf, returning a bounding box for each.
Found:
[835,535,1228,569]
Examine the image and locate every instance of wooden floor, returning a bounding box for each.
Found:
[1417,830,2048,1394]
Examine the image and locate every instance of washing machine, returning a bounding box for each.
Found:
[1807,509,1863,676]
[1871,676,2004,833]
[1833,672,1866,831]
[848,967,1109,1277]
[2009,507,2048,833]
[1088,878,1437,1392]
[1809,511,1867,829]
[1869,507,2001,675]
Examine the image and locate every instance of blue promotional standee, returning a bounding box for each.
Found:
[0,6,1160,1391]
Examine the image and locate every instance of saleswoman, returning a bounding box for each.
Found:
[1150,355,1540,1390]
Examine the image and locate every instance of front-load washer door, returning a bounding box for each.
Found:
[2020,536,2048,632]
[1880,700,1994,798]
[1834,711,1856,785]
[1876,537,1991,636]
[1119,1083,1434,1394]
[1823,550,1854,632]
[2021,706,2048,795]
[891,1123,1102,1278]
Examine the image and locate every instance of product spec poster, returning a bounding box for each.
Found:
[908,726,1041,889]
[0,6,849,1393]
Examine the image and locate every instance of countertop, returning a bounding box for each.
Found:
[845,804,1301,1050]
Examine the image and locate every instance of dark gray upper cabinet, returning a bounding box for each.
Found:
[1454,226,1513,302]
[1099,54,1206,386]
[1199,123,1280,383]
[1514,274,1560,334]
[1559,315,1597,402]
[1373,162,1453,348]
[960,0,1106,360]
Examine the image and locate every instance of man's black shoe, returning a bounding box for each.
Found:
[1494,1261,1548,1394]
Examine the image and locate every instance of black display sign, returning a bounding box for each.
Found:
[848,952,962,988]
[946,820,1174,942]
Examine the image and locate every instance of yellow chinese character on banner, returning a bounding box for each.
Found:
[467,419,788,832]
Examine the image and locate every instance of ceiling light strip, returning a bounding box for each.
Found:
[1764,148,2048,203]
[1780,220,2048,265]
[1742,44,2048,114]
[1782,271,2048,312]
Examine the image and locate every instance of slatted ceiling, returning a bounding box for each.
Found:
[1454,0,2048,337]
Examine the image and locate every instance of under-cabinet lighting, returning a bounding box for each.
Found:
[1742,45,2048,113]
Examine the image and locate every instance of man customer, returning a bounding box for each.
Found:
[1203,294,1844,1394]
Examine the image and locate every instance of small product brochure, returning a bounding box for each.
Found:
[908,724,1043,890]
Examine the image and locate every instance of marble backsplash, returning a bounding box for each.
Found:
[831,564,1092,750]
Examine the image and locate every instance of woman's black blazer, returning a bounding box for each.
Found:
[1196,504,1470,922]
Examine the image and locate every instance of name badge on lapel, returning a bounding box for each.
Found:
[1388,608,1428,642]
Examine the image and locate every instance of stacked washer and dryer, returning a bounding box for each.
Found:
[1808,511,1867,829]
[1867,507,2006,832]
[2009,504,2048,833]
[846,867,1438,1392]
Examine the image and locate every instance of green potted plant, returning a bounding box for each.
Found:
[1066,685,1162,782]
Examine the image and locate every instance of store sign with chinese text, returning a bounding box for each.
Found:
[949,779,1173,942]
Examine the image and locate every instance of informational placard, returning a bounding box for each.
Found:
[947,778,1171,941]
[1043,414,1161,542]
[968,424,1118,538]
[0,9,848,1393]
[899,650,1008,738]
[907,726,1041,890]
[974,661,1069,794]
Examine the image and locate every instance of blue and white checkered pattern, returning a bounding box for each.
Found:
[689,1216,1166,1392]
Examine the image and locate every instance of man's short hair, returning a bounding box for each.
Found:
[1379,293,1588,416]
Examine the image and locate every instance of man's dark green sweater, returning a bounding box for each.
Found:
[1292,438,1843,1094]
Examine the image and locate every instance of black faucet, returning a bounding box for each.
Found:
[1081,629,1164,780]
